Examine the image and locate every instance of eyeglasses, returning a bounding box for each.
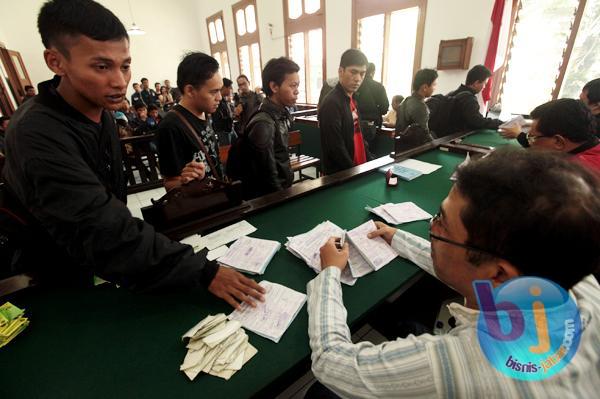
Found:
[429,213,502,258]
[526,132,552,145]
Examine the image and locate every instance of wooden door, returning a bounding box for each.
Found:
[0,48,32,105]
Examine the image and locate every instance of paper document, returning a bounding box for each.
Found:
[229,281,306,343]
[366,202,432,225]
[207,245,228,261]
[379,164,423,181]
[198,220,257,251]
[217,236,281,274]
[499,115,526,129]
[180,234,204,252]
[347,220,397,271]
[348,244,373,278]
[397,159,442,175]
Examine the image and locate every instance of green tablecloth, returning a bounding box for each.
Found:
[0,130,514,398]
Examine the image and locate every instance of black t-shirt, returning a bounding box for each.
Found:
[157,104,223,179]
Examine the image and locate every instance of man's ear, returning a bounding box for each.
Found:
[44,48,66,76]
[489,259,521,288]
[269,81,279,95]
[552,134,568,150]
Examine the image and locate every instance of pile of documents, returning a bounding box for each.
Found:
[229,281,306,343]
[365,202,432,225]
[286,220,398,282]
[180,220,257,261]
[180,314,257,381]
[379,159,442,181]
[0,302,29,348]
[217,236,281,275]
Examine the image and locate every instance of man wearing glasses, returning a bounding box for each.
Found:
[306,148,600,398]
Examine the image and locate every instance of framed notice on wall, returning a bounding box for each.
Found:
[437,37,473,70]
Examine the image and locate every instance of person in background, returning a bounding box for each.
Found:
[140,77,159,107]
[130,104,155,135]
[0,116,10,154]
[383,95,404,128]
[212,77,236,146]
[154,82,161,95]
[395,68,438,135]
[580,78,600,136]
[158,86,174,111]
[234,74,263,134]
[21,85,37,103]
[355,62,389,158]
[147,104,161,126]
[130,82,144,107]
[318,49,369,175]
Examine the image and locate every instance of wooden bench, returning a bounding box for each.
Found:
[288,130,320,182]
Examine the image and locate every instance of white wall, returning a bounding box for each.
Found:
[0,0,205,97]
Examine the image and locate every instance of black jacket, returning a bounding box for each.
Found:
[236,99,293,199]
[355,76,389,125]
[447,84,503,130]
[2,76,218,292]
[318,83,362,175]
[212,98,234,133]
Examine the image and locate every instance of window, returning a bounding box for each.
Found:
[233,0,262,88]
[283,0,325,104]
[206,12,231,79]
[353,0,426,103]
[498,0,598,115]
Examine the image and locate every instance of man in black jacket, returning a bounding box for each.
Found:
[234,74,263,134]
[212,77,236,146]
[448,65,502,131]
[2,0,264,308]
[318,49,369,175]
[355,63,389,157]
[231,57,299,199]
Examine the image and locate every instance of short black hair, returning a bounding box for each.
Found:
[456,147,600,289]
[177,52,219,91]
[24,85,34,91]
[392,95,404,103]
[222,78,233,88]
[132,83,139,87]
[583,78,600,105]
[141,78,148,83]
[412,68,438,92]
[147,104,159,112]
[367,62,376,76]
[37,0,128,57]
[237,74,250,83]
[466,64,492,85]
[261,57,300,97]
[134,103,147,111]
[339,49,368,68]
[530,98,595,143]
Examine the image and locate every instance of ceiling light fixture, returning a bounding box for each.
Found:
[126,0,146,36]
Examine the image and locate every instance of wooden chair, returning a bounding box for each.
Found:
[288,130,320,182]
[120,134,163,194]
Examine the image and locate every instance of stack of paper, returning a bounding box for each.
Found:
[499,115,526,129]
[217,236,281,275]
[229,281,306,343]
[347,220,398,271]
[0,302,29,348]
[180,220,257,260]
[365,202,432,225]
[379,159,442,181]
[180,314,257,381]
[285,221,357,285]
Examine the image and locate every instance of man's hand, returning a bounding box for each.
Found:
[180,161,206,184]
[208,266,266,310]
[320,237,349,271]
[367,221,397,245]
[498,126,521,139]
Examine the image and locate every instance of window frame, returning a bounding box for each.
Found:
[282,0,326,105]
[352,0,427,82]
[206,11,231,79]
[232,0,263,87]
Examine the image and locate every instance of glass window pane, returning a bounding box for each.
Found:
[246,5,257,34]
[208,22,217,45]
[501,0,579,115]
[288,0,302,19]
[215,18,225,42]
[236,9,246,35]
[304,0,320,14]
[289,32,307,103]
[222,52,231,80]
[251,42,262,89]
[307,29,323,104]
[357,14,384,82]
[384,7,419,102]
[559,0,600,99]
[239,45,251,80]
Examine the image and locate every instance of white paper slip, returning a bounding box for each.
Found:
[286,221,344,271]
[200,220,257,250]
[347,220,397,271]
[348,243,374,278]
[217,236,281,275]
[182,313,227,340]
[229,281,307,343]
[382,202,432,225]
[207,245,229,261]
[499,115,526,129]
[397,159,442,175]
[180,234,204,252]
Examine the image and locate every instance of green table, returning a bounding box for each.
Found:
[0,130,514,398]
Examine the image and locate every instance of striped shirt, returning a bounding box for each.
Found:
[307,230,600,398]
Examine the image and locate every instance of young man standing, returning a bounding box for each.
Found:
[130,82,144,107]
[395,68,438,134]
[234,74,263,134]
[229,57,300,199]
[318,49,369,175]
[157,52,224,191]
[3,0,264,308]
[140,77,159,107]
[308,149,600,397]
[21,85,37,103]
[211,77,236,146]
[447,64,503,132]
[355,62,389,156]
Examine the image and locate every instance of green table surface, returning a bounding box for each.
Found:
[0,130,513,398]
